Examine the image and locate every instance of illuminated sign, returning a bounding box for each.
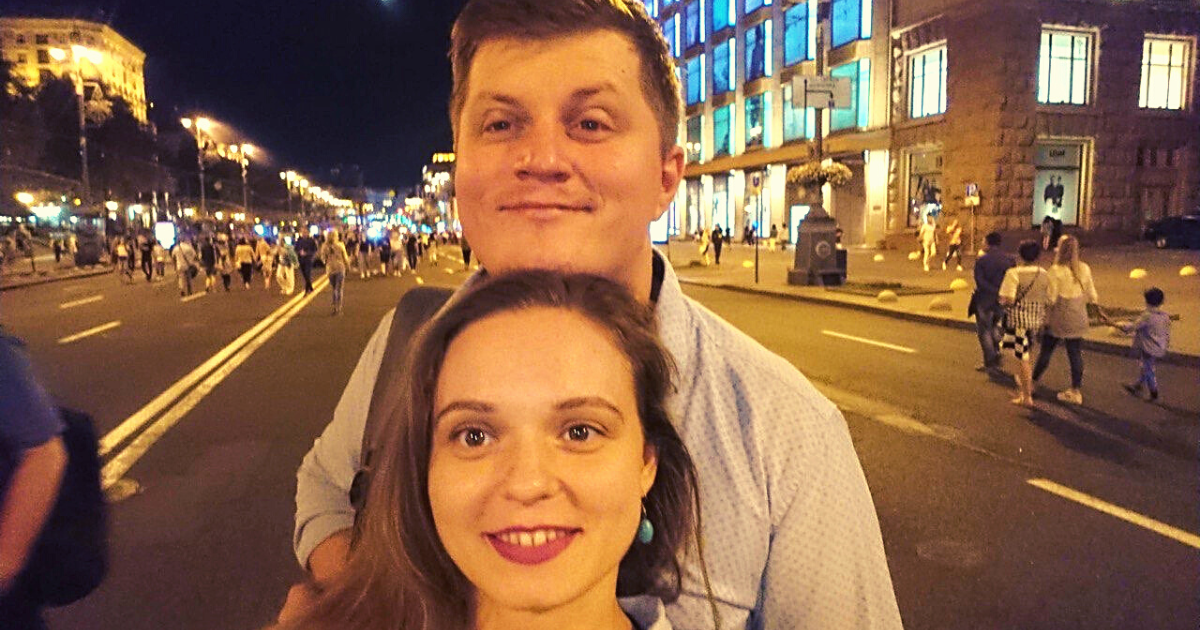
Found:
[155,221,177,249]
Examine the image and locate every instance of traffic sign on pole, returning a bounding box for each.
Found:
[792,75,852,110]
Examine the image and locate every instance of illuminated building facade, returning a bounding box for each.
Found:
[649,0,1198,247]
[0,17,148,123]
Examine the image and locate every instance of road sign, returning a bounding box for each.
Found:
[792,75,852,110]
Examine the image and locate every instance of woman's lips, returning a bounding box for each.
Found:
[485,528,580,566]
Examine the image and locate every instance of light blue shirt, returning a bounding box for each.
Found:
[294,252,902,629]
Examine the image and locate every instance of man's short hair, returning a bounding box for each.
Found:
[985,231,1002,247]
[449,0,682,156]
[1144,287,1165,307]
[1017,240,1041,263]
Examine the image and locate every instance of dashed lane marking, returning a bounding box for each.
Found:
[57,320,121,344]
[181,293,205,303]
[821,329,917,354]
[1028,478,1200,550]
[59,295,104,309]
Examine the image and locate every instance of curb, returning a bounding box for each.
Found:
[0,267,114,292]
[678,278,1200,369]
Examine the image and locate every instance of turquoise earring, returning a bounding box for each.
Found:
[637,502,655,544]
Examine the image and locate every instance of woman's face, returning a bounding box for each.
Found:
[429,307,657,615]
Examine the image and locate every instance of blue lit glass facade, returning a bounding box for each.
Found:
[686,54,706,105]
[663,14,679,57]
[713,104,733,156]
[830,59,870,130]
[643,0,658,18]
[713,38,734,94]
[711,0,734,33]
[744,92,770,149]
[745,20,772,81]
[783,84,815,141]
[684,1,703,49]
[745,0,772,15]
[831,0,871,48]
[783,3,812,66]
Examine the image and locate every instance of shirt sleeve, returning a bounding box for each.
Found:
[293,309,395,568]
[761,404,904,629]
[998,268,1018,300]
[0,337,63,455]
[1081,263,1099,304]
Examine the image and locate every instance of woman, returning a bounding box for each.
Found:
[319,231,350,314]
[257,237,277,290]
[275,272,713,630]
[1032,235,1098,405]
[276,239,299,296]
[235,238,256,290]
[942,219,963,272]
[999,240,1052,407]
[918,214,938,272]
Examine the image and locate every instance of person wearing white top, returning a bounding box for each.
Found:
[1033,235,1098,405]
[999,240,1052,407]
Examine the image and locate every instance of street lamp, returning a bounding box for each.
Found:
[231,144,254,216]
[181,116,212,214]
[49,45,102,213]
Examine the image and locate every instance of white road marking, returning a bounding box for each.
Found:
[59,295,104,309]
[57,321,121,344]
[101,277,329,488]
[821,329,917,354]
[98,277,327,457]
[181,293,205,303]
[1027,478,1200,550]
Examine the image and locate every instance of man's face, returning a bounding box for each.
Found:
[455,30,684,290]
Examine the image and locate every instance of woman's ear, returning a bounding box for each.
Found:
[640,442,658,496]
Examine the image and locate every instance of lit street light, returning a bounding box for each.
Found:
[181,116,212,215]
[231,143,254,217]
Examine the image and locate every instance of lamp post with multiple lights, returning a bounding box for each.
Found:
[180,116,212,214]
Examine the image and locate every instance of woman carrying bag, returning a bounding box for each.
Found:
[999,241,1052,407]
[1032,235,1098,405]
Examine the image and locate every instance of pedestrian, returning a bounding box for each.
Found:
[404,233,419,272]
[357,234,372,279]
[1032,235,1098,405]
[918,213,938,272]
[276,239,299,295]
[711,223,724,265]
[459,234,472,269]
[768,223,779,251]
[52,237,63,264]
[698,225,711,266]
[285,3,902,628]
[998,240,1051,407]
[377,234,392,276]
[114,238,132,283]
[172,238,198,297]
[273,272,707,630]
[138,233,154,282]
[217,249,234,292]
[152,241,167,279]
[66,233,77,266]
[1040,216,1063,251]
[942,218,963,271]
[971,231,1014,372]
[257,237,276,290]
[0,328,67,630]
[199,237,217,292]
[1116,287,1170,402]
[388,230,405,275]
[320,230,350,315]
[295,231,318,294]
[234,238,255,290]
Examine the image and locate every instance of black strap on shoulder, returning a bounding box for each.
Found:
[349,285,454,516]
[649,253,665,304]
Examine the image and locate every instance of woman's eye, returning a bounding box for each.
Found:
[458,428,490,447]
[565,425,593,442]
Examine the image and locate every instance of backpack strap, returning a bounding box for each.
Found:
[349,285,454,516]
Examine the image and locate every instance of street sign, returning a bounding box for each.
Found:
[792,75,852,110]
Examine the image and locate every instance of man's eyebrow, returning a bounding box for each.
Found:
[434,400,494,424]
[555,396,624,419]
[568,82,621,103]
[473,92,524,108]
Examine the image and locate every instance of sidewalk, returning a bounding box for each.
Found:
[667,240,1200,365]
[1,242,113,291]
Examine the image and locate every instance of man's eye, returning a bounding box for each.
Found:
[578,118,609,132]
[484,120,511,132]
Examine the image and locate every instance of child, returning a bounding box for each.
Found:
[1115,287,1170,401]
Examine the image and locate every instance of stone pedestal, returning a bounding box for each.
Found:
[788,202,845,286]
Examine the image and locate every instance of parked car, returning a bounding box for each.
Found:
[1144,214,1200,249]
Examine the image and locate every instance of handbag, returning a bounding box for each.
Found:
[967,291,979,318]
[1003,270,1043,330]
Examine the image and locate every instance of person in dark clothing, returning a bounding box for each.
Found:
[199,238,217,292]
[405,233,420,272]
[52,238,62,264]
[972,231,1015,371]
[139,235,154,282]
[711,224,724,265]
[378,236,392,276]
[294,233,318,294]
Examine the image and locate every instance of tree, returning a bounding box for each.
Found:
[90,98,166,201]
[33,77,82,181]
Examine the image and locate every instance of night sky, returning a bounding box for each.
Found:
[9,0,469,188]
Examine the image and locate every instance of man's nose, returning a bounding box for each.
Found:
[513,121,570,184]
[500,438,560,505]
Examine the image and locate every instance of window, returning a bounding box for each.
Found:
[745,92,771,149]
[745,0,772,14]
[745,20,772,82]
[36,49,50,65]
[783,84,815,141]
[1037,29,1092,105]
[663,15,680,58]
[16,53,27,65]
[643,0,658,18]
[784,2,815,66]
[713,38,735,94]
[712,0,734,33]
[684,0,704,49]
[662,0,677,7]
[70,31,81,42]
[909,45,947,118]
[16,34,26,44]
[35,34,49,45]
[1140,37,1190,110]
[686,54,706,105]
[831,0,871,48]
[830,58,870,131]
[686,116,703,162]
[713,104,734,156]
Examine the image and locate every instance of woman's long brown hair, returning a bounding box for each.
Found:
[282,271,707,630]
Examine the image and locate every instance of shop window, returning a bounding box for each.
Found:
[1037,29,1092,105]
[713,38,735,95]
[1140,37,1190,110]
[909,45,947,118]
[686,54,706,105]
[1033,141,1085,226]
[745,20,772,82]
[713,104,734,156]
[831,0,871,49]
[744,92,770,149]
[830,58,870,131]
[907,150,943,228]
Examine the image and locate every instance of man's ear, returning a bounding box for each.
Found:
[652,145,686,222]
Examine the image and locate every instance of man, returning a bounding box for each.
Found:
[287,2,901,628]
[0,330,67,630]
[199,237,217,292]
[294,232,318,294]
[711,223,724,265]
[171,238,198,297]
[973,231,1015,372]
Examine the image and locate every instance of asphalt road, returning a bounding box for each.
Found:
[2,259,1196,630]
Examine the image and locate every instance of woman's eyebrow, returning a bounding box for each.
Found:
[555,396,624,418]
[433,400,494,424]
